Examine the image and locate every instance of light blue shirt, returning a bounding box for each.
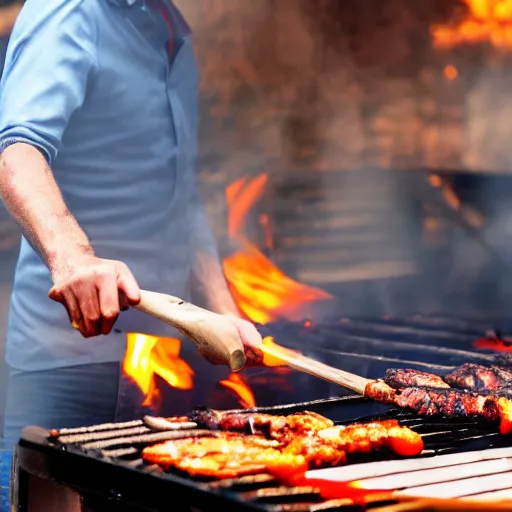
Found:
[0,0,217,371]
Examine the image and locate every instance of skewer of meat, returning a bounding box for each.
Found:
[365,380,512,435]
[258,339,512,433]
[384,365,512,398]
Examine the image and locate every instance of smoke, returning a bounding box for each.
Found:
[175,0,512,320]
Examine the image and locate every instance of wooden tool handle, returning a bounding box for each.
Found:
[134,290,246,372]
[260,341,371,394]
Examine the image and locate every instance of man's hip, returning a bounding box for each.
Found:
[3,362,120,450]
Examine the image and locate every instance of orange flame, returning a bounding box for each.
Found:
[432,0,512,50]
[260,336,301,367]
[123,334,194,408]
[218,373,256,408]
[226,174,268,239]
[224,174,332,325]
[123,173,330,407]
[473,336,512,351]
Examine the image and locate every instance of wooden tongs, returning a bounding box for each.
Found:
[135,290,247,371]
[259,339,371,394]
[135,289,370,389]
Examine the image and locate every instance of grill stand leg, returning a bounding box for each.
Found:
[10,446,83,512]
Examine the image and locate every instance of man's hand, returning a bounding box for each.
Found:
[48,254,141,338]
[228,314,264,368]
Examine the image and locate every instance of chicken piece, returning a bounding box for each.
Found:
[142,435,308,484]
[284,420,423,467]
[385,368,450,389]
[444,363,512,393]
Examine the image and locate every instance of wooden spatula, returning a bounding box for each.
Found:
[134,290,246,372]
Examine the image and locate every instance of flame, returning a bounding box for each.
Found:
[260,336,301,367]
[432,0,512,50]
[218,372,256,408]
[226,174,268,238]
[473,336,512,351]
[123,172,331,406]
[301,478,392,503]
[224,174,332,325]
[123,334,194,408]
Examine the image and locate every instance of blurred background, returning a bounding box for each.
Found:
[2,0,512,445]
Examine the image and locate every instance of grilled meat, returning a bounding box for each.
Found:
[284,419,423,467]
[143,415,424,482]
[189,408,333,443]
[385,368,450,389]
[365,379,512,434]
[365,380,397,404]
[444,363,512,392]
[142,435,307,484]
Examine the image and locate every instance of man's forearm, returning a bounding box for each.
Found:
[0,143,93,271]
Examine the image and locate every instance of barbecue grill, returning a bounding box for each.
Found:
[11,314,512,511]
[12,395,512,512]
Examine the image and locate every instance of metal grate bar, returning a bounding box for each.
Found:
[100,447,139,458]
[307,446,512,481]
[58,426,151,445]
[53,419,143,436]
[395,471,512,499]
[82,429,218,450]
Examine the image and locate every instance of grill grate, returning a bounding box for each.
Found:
[16,395,512,512]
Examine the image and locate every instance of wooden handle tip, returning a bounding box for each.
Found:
[229,349,246,372]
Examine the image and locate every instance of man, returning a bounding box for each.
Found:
[0,0,262,453]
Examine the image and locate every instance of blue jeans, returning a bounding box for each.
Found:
[3,363,120,449]
[1,363,120,511]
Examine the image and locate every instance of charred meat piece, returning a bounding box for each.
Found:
[444,363,512,392]
[190,409,333,443]
[142,435,307,484]
[365,380,512,435]
[385,368,450,389]
[284,419,423,467]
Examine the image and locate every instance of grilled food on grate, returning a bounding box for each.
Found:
[142,435,308,484]
[189,409,333,444]
[365,380,512,435]
[444,363,512,393]
[385,368,450,389]
[142,415,423,482]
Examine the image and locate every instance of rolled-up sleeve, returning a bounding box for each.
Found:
[0,0,97,164]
